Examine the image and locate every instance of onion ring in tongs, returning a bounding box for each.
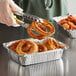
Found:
[27,24,47,40]
[27,19,55,40]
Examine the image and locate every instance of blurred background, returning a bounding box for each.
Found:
[67,0,76,14]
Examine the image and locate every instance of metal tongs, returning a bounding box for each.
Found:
[16,12,43,22]
[15,12,44,27]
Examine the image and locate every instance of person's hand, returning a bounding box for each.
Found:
[0,0,23,26]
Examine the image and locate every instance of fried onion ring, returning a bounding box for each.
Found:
[58,15,76,30]
[8,41,20,52]
[27,24,47,40]
[16,40,38,55]
[31,20,55,36]
[27,19,55,40]
[58,43,66,48]
[62,23,70,30]
[37,43,47,52]
[44,38,59,50]
[38,23,47,31]
[58,19,68,25]
[67,15,76,24]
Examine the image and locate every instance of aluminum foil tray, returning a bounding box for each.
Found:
[52,15,76,39]
[3,38,66,66]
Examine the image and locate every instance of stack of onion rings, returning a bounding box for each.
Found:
[44,38,66,50]
[9,39,38,55]
[9,38,66,55]
[58,15,76,30]
[27,19,55,40]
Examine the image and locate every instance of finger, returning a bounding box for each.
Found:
[9,0,23,14]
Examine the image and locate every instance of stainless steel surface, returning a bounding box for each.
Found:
[3,38,66,65]
[0,38,76,76]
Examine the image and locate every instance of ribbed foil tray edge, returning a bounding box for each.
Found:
[3,39,66,65]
